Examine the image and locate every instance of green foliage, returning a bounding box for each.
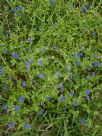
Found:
[0,0,102,135]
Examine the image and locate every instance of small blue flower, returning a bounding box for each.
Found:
[74,101,78,107]
[79,52,83,58]
[13,52,19,59]
[86,75,90,80]
[4,104,9,110]
[0,66,2,69]
[38,59,43,66]
[50,0,56,5]
[14,105,20,111]
[19,96,25,103]
[26,48,30,52]
[22,81,26,87]
[25,123,30,129]
[93,62,100,67]
[28,38,33,44]
[58,83,64,93]
[82,6,87,13]
[82,118,86,125]
[16,6,22,12]
[55,71,61,78]
[28,58,33,63]
[54,44,58,48]
[26,62,30,71]
[92,72,96,76]
[73,52,77,57]
[75,61,80,66]
[70,91,74,96]
[0,66,3,75]
[86,89,91,95]
[0,43,3,46]
[39,73,44,79]
[47,96,51,101]
[61,96,66,102]
[86,95,90,101]
[93,31,96,36]
[93,55,99,59]
[66,65,71,71]
[39,48,44,52]
[8,122,15,127]
[18,13,22,16]
[73,94,77,98]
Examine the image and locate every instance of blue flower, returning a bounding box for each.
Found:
[93,31,96,36]
[86,75,90,80]
[73,52,77,57]
[79,52,83,58]
[19,96,25,103]
[66,65,71,71]
[75,61,80,66]
[28,38,33,44]
[18,13,22,16]
[25,123,30,129]
[47,96,51,101]
[26,62,30,71]
[26,48,30,52]
[86,95,90,101]
[92,72,96,76]
[4,104,9,110]
[39,73,44,79]
[82,6,87,13]
[0,43,3,46]
[39,48,44,52]
[93,62,100,67]
[74,101,78,107]
[86,89,91,95]
[55,71,61,78]
[13,52,19,59]
[54,44,58,48]
[93,55,99,59]
[38,59,43,66]
[0,66,3,75]
[28,58,33,63]
[70,91,74,96]
[22,81,26,87]
[14,105,20,111]
[72,73,76,78]
[16,6,22,12]
[61,96,66,102]
[8,122,15,127]
[82,118,86,125]
[58,83,64,93]
[50,0,56,5]
[73,94,77,98]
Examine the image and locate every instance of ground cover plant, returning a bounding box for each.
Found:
[0,0,102,136]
